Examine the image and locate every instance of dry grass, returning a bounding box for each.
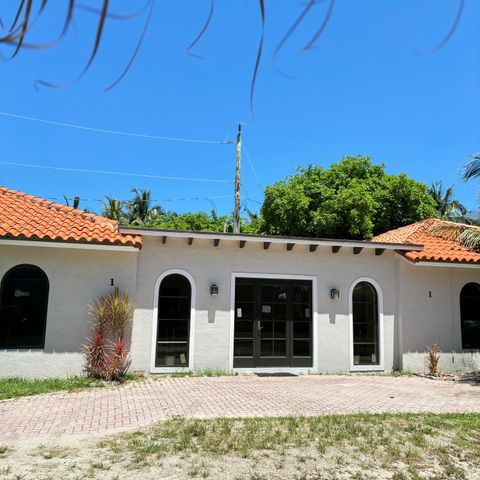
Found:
[1,414,480,479]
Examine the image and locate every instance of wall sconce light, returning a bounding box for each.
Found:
[330,288,340,300]
[210,284,219,296]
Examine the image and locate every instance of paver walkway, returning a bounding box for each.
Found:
[1,375,479,442]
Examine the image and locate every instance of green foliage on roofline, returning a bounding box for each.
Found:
[99,156,440,239]
[258,155,437,239]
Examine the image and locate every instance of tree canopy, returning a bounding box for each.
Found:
[259,156,437,239]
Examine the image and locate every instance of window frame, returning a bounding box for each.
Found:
[0,264,49,350]
[460,282,480,351]
[150,269,195,373]
[349,277,384,372]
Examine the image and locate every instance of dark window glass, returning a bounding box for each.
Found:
[234,340,253,357]
[352,282,379,366]
[293,339,310,357]
[0,265,49,349]
[236,284,254,302]
[156,274,191,367]
[460,283,480,349]
[234,320,253,339]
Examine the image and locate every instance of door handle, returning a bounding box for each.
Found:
[257,320,263,332]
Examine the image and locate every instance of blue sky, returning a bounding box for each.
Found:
[1,0,479,216]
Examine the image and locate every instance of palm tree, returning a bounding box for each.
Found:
[101,197,126,223]
[429,181,466,219]
[431,155,480,248]
[126,188,163,226]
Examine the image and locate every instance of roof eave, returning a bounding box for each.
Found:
[120,227,423,251]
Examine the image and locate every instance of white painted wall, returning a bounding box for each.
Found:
[3,236,478,378]
[0,244,138,378]
[131,236,398,374]
[398,259,480,374]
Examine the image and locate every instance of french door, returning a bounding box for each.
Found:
[233,278,313,368]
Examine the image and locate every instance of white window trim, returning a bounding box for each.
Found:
[150,269,196,374]
[229,272,318,372]
[349,277,384,372]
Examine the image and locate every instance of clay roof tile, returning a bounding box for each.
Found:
[0,186,142,248]
[372,218,480,265]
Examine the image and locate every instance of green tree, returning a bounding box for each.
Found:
[101,197,127,224]
[429,181,466,219]
[126,188,163,226]
[147,210,231,232]
[260,156,437,239]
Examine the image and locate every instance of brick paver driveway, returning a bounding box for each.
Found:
[1,375,479,442]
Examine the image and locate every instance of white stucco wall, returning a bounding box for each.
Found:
[131,236,398,374]
[398,259,480,374]
[3,236,478,379]
[0,243,138,378]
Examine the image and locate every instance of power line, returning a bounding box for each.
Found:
[0,161,233,183]
[242,143,263,190]
[51,194,234,203]
[0,112,234,145]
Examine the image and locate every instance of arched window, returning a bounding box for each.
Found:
[460,283,480,350]
[0,265,49,349]
[352,281,379,366]
[156,274,192,367]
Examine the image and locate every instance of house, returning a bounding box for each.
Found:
[0,186,479,378]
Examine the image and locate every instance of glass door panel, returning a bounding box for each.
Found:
[234,278,313,368]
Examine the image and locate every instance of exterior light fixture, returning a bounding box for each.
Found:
[330,288,340,300]
[210,284,219,296]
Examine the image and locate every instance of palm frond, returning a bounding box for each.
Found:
[430,223,480,249]
[249,0,265,113]
[186,0,214,59]
[418,0,464,54]
[462,154,480,182]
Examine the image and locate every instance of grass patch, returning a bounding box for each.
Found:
[193,369,237,377]
[0,376,102,400]
[391,369,414,377]
[101,413,480,476]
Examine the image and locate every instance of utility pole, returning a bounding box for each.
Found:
[233,123,242,233]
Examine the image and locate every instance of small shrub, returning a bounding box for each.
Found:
[84,328,108,379]
[425,343,441,377]
[84,288,133,381]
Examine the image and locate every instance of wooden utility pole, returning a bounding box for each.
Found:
[233,123,242,233]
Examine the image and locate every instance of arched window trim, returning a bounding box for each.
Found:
[460,282,480,351]
[349,277,384,372]
[151,269,196,373]
[0,264,49,350]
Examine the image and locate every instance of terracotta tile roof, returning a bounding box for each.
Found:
[372,218,480,264]
[0,186,142,248]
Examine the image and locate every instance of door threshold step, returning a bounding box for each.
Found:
[254,372,298,377]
